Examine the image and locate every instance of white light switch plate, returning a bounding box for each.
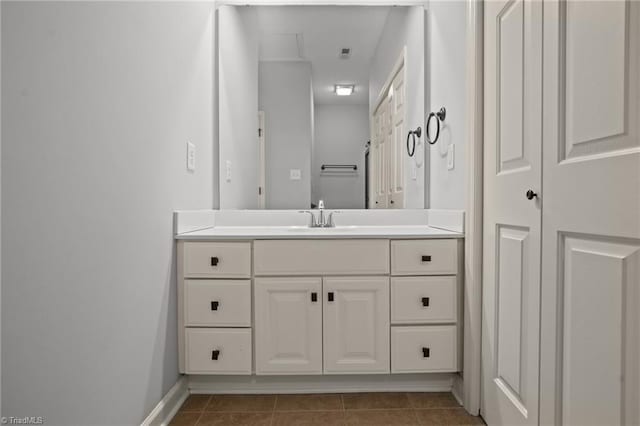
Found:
[186,142,196,171]
[447,144,455,170]
[225,160,232,182]
[290,169,301,180]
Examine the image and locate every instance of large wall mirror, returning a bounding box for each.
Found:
[218,5,426,210]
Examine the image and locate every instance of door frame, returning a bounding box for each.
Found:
[214,0,484,417]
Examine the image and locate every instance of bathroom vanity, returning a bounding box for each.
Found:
[175,210,464,385]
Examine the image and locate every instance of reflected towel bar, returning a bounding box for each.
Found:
[321,164,357,171]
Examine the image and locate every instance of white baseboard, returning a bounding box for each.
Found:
[141,376,189,426]
[188,373,455,394]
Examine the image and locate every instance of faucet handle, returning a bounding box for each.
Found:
[326,210,341,228]
[298,210,317,227]
[318,200,325,209]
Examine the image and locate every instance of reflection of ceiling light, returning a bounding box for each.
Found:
[335,84,354,96]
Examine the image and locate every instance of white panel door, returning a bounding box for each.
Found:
[254,277,322,375]
[375,99,389,208]
[323,276,390,374]
[482,0,542,424]
[390,66,405,208]
[539,2,640,425]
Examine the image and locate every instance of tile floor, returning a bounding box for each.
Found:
[170,392,485,426]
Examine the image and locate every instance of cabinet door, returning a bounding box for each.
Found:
[254,277,322,375]
[323,276,390,374]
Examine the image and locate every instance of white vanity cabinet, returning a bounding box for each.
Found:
[178,237,462,377]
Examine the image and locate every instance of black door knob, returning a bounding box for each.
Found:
[526,190,537,200]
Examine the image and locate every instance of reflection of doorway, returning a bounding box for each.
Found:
[258,111,266,208]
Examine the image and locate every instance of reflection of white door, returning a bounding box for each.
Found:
[258,111,266,209]
[390,67,405,208]
[539,2,640,426]
[482,0,542,424]
[370,60,405,209]
[374,99,389,208]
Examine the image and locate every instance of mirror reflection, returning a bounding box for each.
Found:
[218,6,426,209]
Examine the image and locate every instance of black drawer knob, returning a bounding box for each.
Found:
[328,292,334,302]
[421,255,432,262]
[422,347,430,358]
[311,292,318,302]
[211,301,219,311]
[421,297,430,307]
[211,257,219,266]
[211,349,220,360]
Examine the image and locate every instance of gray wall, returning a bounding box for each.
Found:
[427,0,467,209]
[218,5,259,209]
[259,62,313,209]
[1,2,214,424]
[369,6,426,209]
[312,105,368,209]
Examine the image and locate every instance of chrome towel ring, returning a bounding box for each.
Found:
[426,107,447,145]
[406,126,422,157]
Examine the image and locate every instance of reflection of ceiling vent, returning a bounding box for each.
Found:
[339,48,351,59]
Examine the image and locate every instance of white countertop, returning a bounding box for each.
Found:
[175,225,463,240]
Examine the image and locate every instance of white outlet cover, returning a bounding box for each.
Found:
[186,142,196,171]
[447,144,455,170]
[290,169,302,180]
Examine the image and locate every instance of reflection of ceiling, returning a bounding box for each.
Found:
[256,6,391,106]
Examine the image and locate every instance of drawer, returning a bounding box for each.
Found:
[185,280,251,327]
[254,240,389,276]
[183,242,251,278]
[185,328,252,374]
[391,276,457,324]
[391,239,457,276]
[391,325,458,373]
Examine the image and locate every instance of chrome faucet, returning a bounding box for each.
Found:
[298,200,340,228]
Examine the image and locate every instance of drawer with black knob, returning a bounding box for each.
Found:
[183,242,251,278]
[390,239,458,276]
[185,280,251,327]
[391,276,457,324]
[185,328,252,375]
[391,325,458,373]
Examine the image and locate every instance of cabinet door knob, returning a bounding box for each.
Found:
[421,297,430,307]
[211,349,220,360]
[422,347,430,358]
[328,292,334,302]
[211,301,219,311]
[421,255,432,262]
[526,190,538,200]
[311,292,318,302]
[211,256,219,266]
